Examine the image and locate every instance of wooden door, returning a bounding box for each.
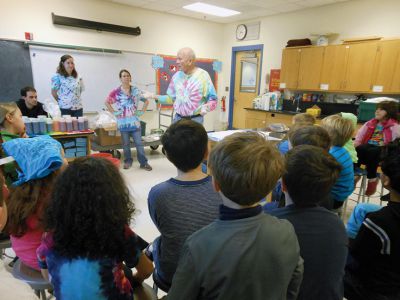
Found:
[280,48,301,89]
[298,47,325,90]
[232,50,261,129]
[372,40,400,93]
[345,42,378,92]
[320,45,348,91]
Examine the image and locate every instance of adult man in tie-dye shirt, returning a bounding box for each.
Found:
[156,47,217,124]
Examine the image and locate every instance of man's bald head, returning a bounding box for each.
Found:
[177,47,197,74]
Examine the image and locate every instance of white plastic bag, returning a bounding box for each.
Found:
[40,98,61,118]
[94,110,117,130]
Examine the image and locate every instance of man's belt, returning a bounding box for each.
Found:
[176,113,201,119]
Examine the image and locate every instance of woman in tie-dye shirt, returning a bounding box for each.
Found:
[51,54,84,117]
[106,69,152,170]
[156,47,217,124]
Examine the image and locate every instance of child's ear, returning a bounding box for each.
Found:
[5,113,13,123]
[212,176,220,192]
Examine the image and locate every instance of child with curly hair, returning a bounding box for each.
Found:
[37,157,153,300]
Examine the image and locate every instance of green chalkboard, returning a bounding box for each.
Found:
[0,40,34,102]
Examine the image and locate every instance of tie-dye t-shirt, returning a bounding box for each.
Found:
[37,226,147,300]
[158,68,217,116]
[368,124,384,146]
[106,86,146,131]
[51,74,84,110]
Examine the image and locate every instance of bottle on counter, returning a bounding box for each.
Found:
[72,117,79,131]
[59,118,66,132]
[46,118,53,132]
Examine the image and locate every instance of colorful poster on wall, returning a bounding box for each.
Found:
[156,55,218,109]
[269,69,281,92]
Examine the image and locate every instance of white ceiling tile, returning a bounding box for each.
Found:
[112,0,150,7]
[141,2,180,11]
[298,0,336,7]
[270,2,306,12]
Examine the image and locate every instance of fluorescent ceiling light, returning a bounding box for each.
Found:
[183,2,241,17]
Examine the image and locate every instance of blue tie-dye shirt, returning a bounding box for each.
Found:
[37,226,147,300]
[106,86,146,131]
[51,74,84,110]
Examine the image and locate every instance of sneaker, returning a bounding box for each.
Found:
[354,175,361,189]
[365,178,379,196]
[140,163,152,171]
[123,162,132,169]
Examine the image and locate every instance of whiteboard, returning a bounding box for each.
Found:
[29,46,157,112]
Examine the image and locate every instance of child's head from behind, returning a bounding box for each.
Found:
[381,153,400,197]
[375,101,399,122]
[0,102,25,135]
[209,132,284,206]
[292,113,316,126]
[161,119,208,172]
[321,115,354,147]
[288,125,331,151]
[46,157,135,259]
[283,145,341,207]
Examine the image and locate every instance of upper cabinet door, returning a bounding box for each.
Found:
[280,48,301,89]
[320,45,348,91]
[344,42,378,92]
[372,40,400,93]
[298,47,325,90]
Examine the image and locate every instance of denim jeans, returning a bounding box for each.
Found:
[60,108,83,117]
[173,114,204,124]
[120,128,147,166]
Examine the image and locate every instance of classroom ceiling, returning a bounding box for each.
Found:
[107,0,353,23]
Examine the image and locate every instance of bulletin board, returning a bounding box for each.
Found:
[156,55,218,109]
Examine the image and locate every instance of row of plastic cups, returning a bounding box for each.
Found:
[23,115,90,135]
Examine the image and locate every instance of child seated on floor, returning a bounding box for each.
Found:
[270,145,347,300]
[4,135,67,272]
[147,119,221,291]
[321,115,355,209]
[344,152,400,300]
[168,132,303,300]
[37,157,153,299]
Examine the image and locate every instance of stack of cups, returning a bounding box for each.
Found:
[23,117,33,136]
[37,115,47,134]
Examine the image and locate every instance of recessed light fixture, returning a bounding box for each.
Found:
[183,2,241,17]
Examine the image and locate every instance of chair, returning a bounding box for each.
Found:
[134,282,158,300]
[12,259,52,300]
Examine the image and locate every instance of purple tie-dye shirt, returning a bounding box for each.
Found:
[106,86,146,131]
[158,68,217,116]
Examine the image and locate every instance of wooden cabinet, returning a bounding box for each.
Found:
[320,45,348,91]
[245,110,267,128]
[280,48,301,89]
[281,40,400,94]
[344,42,378,92]
[372,40,400,93]
[298,47,325,90]
[265,112,293,126]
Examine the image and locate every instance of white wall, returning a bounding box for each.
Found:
[221,0,400,120]
[0,0,225,131]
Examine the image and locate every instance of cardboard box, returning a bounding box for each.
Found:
[92,128,121,146]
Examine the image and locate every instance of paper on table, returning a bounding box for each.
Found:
[207,130,282,142]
